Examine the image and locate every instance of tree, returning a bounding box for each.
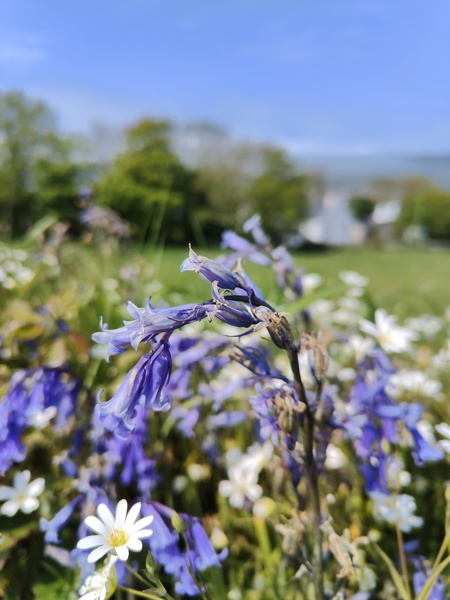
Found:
[349,196,376,222]
[247,146,310,242]
[34,139,85,235]
[94,119,209,245]
[0,91,83,237]
[396,191,450,241]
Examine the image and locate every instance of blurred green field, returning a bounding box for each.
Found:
[140,246,450,318]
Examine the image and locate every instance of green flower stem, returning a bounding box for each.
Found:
[395,522,412,600]
[431,528,450,572]
[254,516,275,579]
[124,561,177,600]
[416,554,450,600]
[118,584,167,599]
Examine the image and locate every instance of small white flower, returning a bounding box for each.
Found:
[325,444,347,470]
[77,500,154,563]
[430,340,450,372]
[405,314,443,338]
[339,270,369,288]
[302,273,322,294]
[27,405,58,429]
[369,491,423,532]
[435,422,450,454]
[219,442,273,509]
[78,555,117,600]
[360,309,418,353]
[309,299,335,328]
[343,334,375,362]
[386,370,442,400]
[0,470,45,517]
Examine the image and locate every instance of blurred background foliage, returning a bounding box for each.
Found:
[2,89,449,248]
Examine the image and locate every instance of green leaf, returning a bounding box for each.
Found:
[372,542,409,599]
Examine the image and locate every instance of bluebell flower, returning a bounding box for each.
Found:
[345,351,444,491]
[97,342,172,437]
[93,299,212,360]
[191,521,228,570]
[171,405,201,439]
[243,213,270,247]
[210,283,259,328]
[221,230,271,266]
[94,403,158,495]
[413,557,445,600]
[93,246,300,435]
[141,502,226,597]
[40,495,83,544]
[231,344,288,381]
[181,245,248,291]
[206,411,247,428]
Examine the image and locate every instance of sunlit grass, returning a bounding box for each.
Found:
[144,245,450,318]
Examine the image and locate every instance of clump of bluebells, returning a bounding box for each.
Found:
[0,220,450,599]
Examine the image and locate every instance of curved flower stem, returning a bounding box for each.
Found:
[289,348,324,600]
[118,585,167,599]
[123,562,176,600]
[395,522,412,600]
[431,528,450,571]
[180,530,211,600]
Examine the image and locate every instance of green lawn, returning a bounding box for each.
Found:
[142,245,450,318]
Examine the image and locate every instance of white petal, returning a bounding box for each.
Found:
[115,544,129,561]
[87,545,111,563]
[85,515,109,536]
[77,535,106,549]
[218,481,234,497]
[115,499,128,530]
[97,504,115,531]
[21,497,39,514]
[14,470,31,491]
[79,592,97,600]
[126,537,142,552]
[246,484,263,502]
[124,502,141,529]
[131,515,153,532]
[134,528,153,540]
[27,478,45,497]
[0,500,20,516]
[0,486,14,500]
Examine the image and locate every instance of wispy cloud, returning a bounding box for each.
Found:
[0,34,45,67]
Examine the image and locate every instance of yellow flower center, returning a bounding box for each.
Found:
[109,528,129,547]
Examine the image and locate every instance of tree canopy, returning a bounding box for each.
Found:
[0,91,83,236]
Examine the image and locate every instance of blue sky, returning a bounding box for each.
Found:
[1,0,450,154]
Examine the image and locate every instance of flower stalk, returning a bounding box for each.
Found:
[289,347,324,600]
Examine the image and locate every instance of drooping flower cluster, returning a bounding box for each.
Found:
[93,246,297,437]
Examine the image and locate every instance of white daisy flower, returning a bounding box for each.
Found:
[77,500,154,563]
[0,470,45,517]
[78,555,117,600]
[360,309,418,353]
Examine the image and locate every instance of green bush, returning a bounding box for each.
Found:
[396,191,450,241]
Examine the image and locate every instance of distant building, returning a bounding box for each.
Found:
[294,190,367,247]
[371,199,402,245]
